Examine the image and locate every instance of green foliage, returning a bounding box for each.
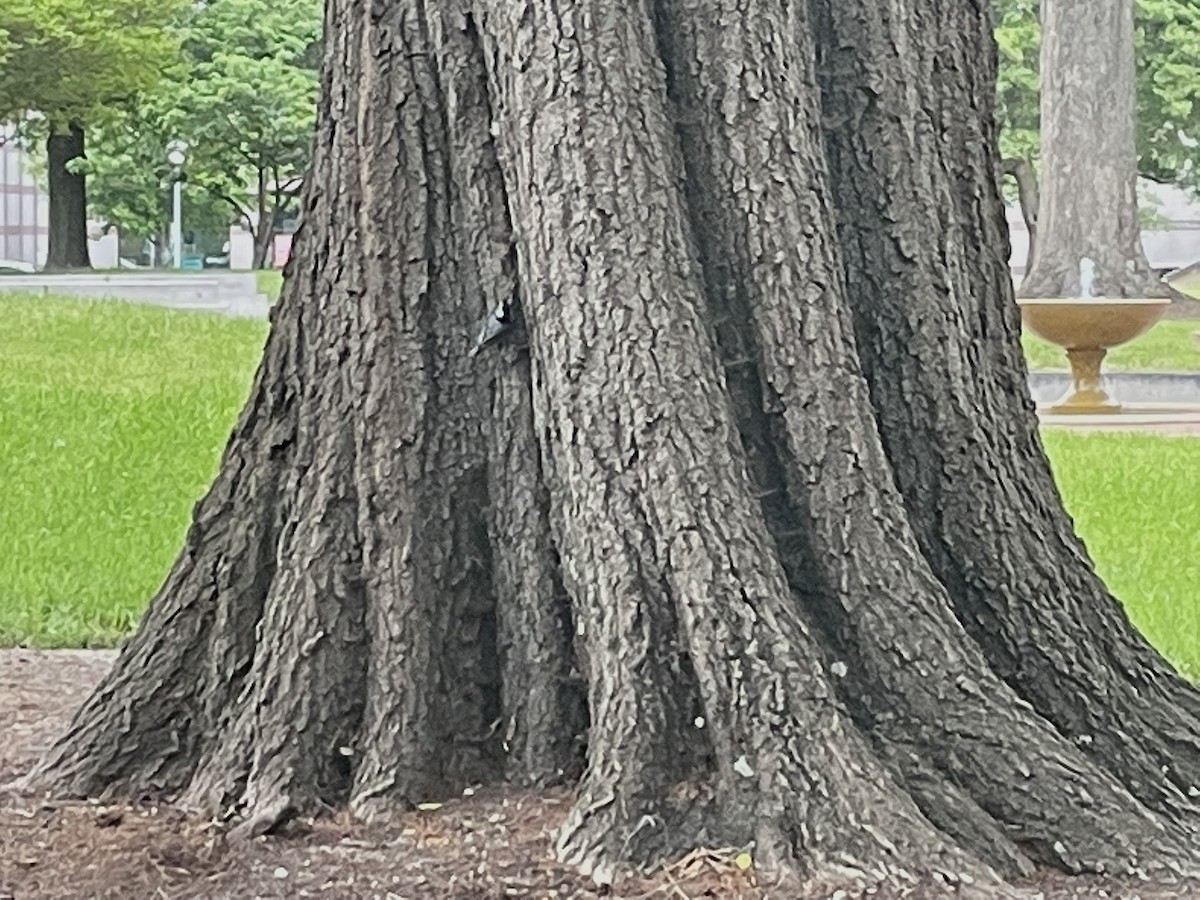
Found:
[173,0,321,220]
[80,106,228,245]
[1137,0,1200,192]
[993,0,1041,164]
[85,0,322,255]
[0,0,187,130]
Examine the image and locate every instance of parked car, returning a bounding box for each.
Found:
[204,241,232,268]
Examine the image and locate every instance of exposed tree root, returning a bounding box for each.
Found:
[475,3,1005,889]
[810,0,1200,829]
[183,432,366,822]
[651,0,1200,877]
[22,300,302,801]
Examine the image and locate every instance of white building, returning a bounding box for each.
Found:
[0,138,49,265]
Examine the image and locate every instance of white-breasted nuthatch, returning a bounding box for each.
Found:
[469,302,515,357]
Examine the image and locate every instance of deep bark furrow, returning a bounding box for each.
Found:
[478,5,713,876]
[653,6,1011,871]
[487,356,587,785]
[812,0,1200,824]
[478,0,1005,886]
[348,0,502,815]
[878,747,1036,879]
[655,0,1193,874]
[439,4,586,787]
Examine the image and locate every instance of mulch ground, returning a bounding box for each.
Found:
[2,650,1199,899]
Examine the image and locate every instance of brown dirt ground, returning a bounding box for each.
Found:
[2,650,1199,899]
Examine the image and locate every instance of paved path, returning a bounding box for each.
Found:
[0,274,269,318]
[1038,403,1200,434]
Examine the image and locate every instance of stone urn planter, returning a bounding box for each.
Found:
[1018,298,1171,414]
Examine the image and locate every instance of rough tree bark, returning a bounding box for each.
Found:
[44,122,92,270]
[252,167,273,270]
[26,0,1200,893]
[1018,0,1160,298]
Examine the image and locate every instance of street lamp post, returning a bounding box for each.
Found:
[166,141,188,269]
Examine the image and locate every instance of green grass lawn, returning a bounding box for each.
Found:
[255,269,284,301]
[1023,318,1200,372]
[1173,270,1200,299]
[0,294,266,646]
[0,295,1197,684]
[1042,430,1200,680]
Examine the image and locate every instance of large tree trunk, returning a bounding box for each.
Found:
[1018,0,1159,298]
[27,0,1200,892]
[44,123,92,271]
[817,0,1200,824]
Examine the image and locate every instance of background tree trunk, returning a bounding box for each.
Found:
[251,227,273,269]
[45,123,92,271]
[252,168,273,269]
[1000,157,1039,271]
[1019,0,1160,297]
[26,0,1200,891]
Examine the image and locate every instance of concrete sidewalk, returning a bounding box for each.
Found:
[1038,404,1200,434]
[0,273,270,318]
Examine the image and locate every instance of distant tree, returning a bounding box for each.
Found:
[170,0,320,268]
[994,0,1042,265]
[83,107,230,264]
[85,0,320,268]
[1020,0,1160,297]
[994,0,1200,278]
[0,0,186,269]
